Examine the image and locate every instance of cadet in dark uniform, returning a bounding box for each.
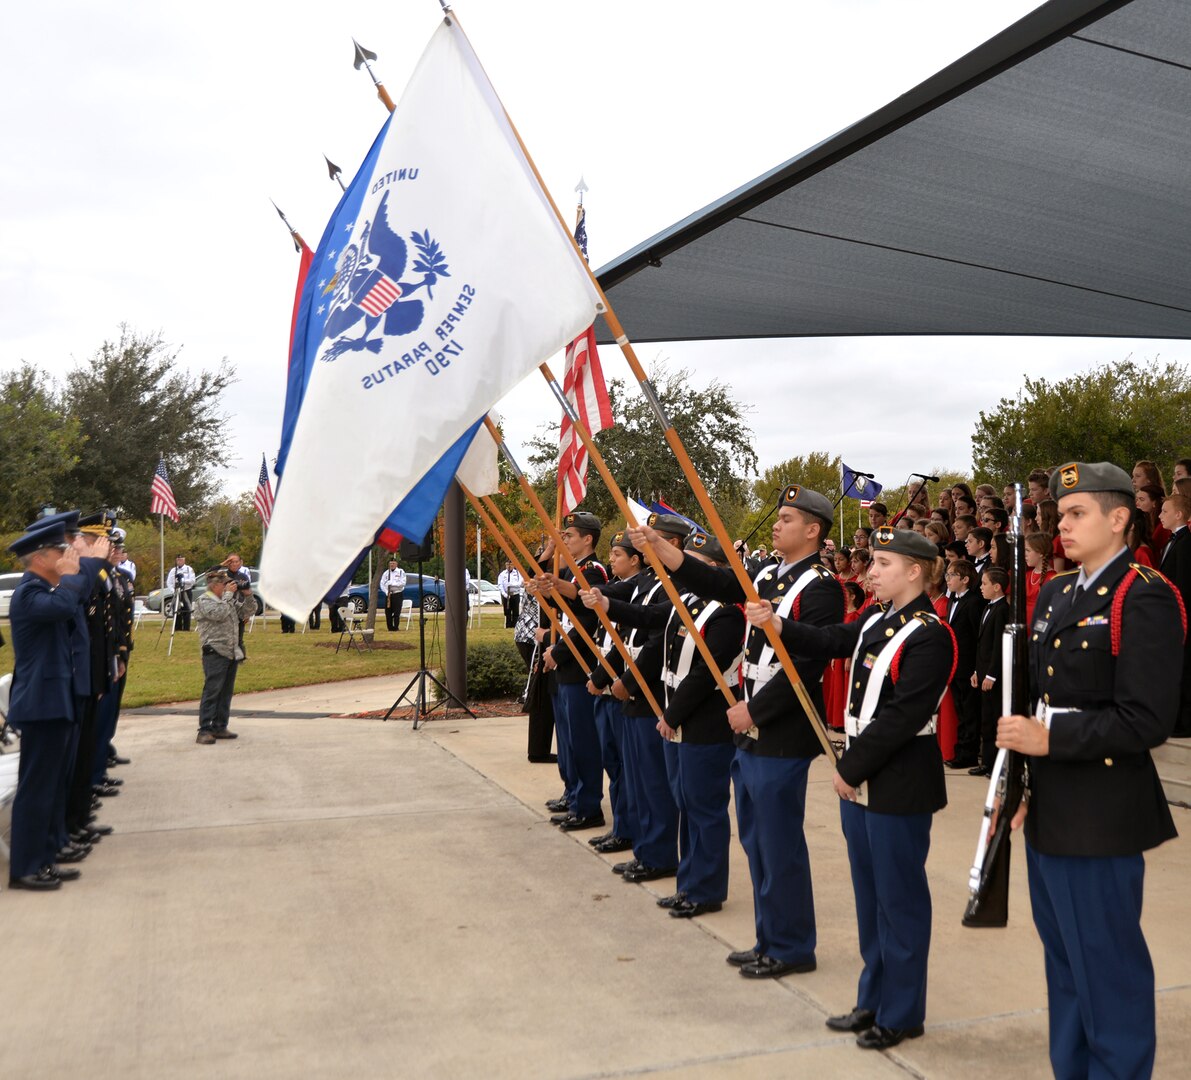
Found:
[631,485,844,978]
[6,518,103,889]
[589,514,688,883]
[998,462,1184,1080]
[581,531,643,855]
[532,511,609,831]
[748,527,953,1050]
[91,530,135,790]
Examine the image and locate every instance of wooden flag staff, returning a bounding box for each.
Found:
[536,365,742,712]
[481,420,666,720]
[460,485,591,677]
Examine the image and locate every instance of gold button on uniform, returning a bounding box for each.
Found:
[1105,758,1114,766]
[886,628,895,638]
[1054,639,1061,648]
[855,681,861,689]
[1047,666,1054,676]
[1044,693,1051,704]
[1081,641,1088,649]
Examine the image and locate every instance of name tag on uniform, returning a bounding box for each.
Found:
[677,627,689,638]
[1033,619,1048,632]
[1076,615,1108,627]
[862,652,879,670]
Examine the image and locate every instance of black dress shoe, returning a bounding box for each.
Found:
[622,864,677,883]
[739,955,817,979]
[49,865,81,882]
[670,900,723,919]
[594,835,634,853]
[558,814,605,832]
[612,859,640,876]
[550,813,572,826]
[544,796,569,813]
[944,758,977,770]
[656,891,687,909]
[856,1024,924,1050]
[825,1007,876,1032]
[108,753,131,766]
[528,754,558,764]
[212,729,239,740]
[588,831,614,846]
[56,845,90,863]
[968,766,992,777]
[101,775,124,786]
[93,785,120,797]
[727,948,760,967]
[8,868,62,891]
[87,823,114,836]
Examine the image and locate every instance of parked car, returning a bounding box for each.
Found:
[469,578,503,606]
[343,573,448,614]
[0,571,25,619]
[146,568,266,616]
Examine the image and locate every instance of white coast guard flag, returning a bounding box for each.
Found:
[262,20,602,620]
[456,413,500,498]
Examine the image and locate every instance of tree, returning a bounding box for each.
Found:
[58,326,236,517]
[973,358,1191,483]
[0,363,82,532]
[526,361,758,534]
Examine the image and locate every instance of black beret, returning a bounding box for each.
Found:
[646,512,690,539]
[561,511,601,533]
[609,530,639,557]
[684,531,728,563]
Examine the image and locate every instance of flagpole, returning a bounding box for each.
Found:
[462,485,610,681]
[474,432,666,718]
[445,12,832,754]
[461,487,588,672]
[353,39,396,112]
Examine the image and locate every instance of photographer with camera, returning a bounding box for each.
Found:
[166,554,195,631]
[194,567,254,745]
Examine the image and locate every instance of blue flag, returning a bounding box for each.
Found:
[841,463,883,502]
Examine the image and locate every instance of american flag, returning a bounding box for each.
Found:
[150,455,179,522]
[254,454,275,527]
[558,204,613,514]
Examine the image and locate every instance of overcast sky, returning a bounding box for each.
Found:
[2,0,1179,505]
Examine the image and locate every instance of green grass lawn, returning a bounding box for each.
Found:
[0,611,517,708]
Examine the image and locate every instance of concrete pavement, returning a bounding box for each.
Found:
[2,674,1188,1078]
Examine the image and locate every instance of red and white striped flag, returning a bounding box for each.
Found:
[150,455,179,522]
[557,204,613,514]
[253,454,275,526]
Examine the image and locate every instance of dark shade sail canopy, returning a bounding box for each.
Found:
[595,0,1191,343]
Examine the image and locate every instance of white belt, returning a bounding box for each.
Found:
[1036,704,1078,729]
[743,660,781,683]
[663,668,740,690]
[844,714,937,739]
[626,644,644,661]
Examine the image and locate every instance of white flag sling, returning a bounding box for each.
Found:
[262,20,601,620]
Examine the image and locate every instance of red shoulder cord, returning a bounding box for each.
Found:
[790,574,845,622]
[1112,567,1188,655]
[889,619,958,686]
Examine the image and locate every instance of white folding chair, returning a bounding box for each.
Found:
[400,598,414,630]
[132,599,148,630]
[336,607,371,654]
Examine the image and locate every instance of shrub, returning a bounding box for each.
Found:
[433,641,526,701]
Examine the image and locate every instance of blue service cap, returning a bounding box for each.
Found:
[32,510,81,535]
[8,519,69,557]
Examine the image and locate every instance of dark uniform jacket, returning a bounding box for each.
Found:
[596,568,669,719]
[84,566,121,697]
[1159,525,1190,604]
[975,597,1008,682]
[112,567,136,665]
[608,588,743,741]
[1027,549,1182,857]
[947,590,983,684]
[776,592,952,815]
[7,559,103,725]
[545,553,608,686]
[671,551,843,758]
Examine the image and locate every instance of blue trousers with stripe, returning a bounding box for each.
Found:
[593,696,635,840]
[1027,843,1155,1080]
[10,719,74,878]
[550,685,574,803]
[839,800,933,1030]
[675,741,735,903]
[624,715,678,869]
[733,749,816,963]
[555,682,604,818]
[663,738,690,887]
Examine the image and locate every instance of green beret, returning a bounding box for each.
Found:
[870,526,938,560]
[779,484,834,528]
[1049,461,1133,500]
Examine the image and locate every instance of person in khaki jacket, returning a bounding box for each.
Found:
[194,568,253,745]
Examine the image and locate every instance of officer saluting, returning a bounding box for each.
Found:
[748,526,953,1050]
[997,462,1183,1079]
[631,485,843,979]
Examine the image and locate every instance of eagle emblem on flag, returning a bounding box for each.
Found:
[319,190,451,362]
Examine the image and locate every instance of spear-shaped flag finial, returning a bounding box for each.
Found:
[575,176,589,207]
[270,199,304,252]
[351,38,395,112]
[324,154,345,192]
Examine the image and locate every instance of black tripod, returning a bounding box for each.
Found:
[383,554,474,729]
